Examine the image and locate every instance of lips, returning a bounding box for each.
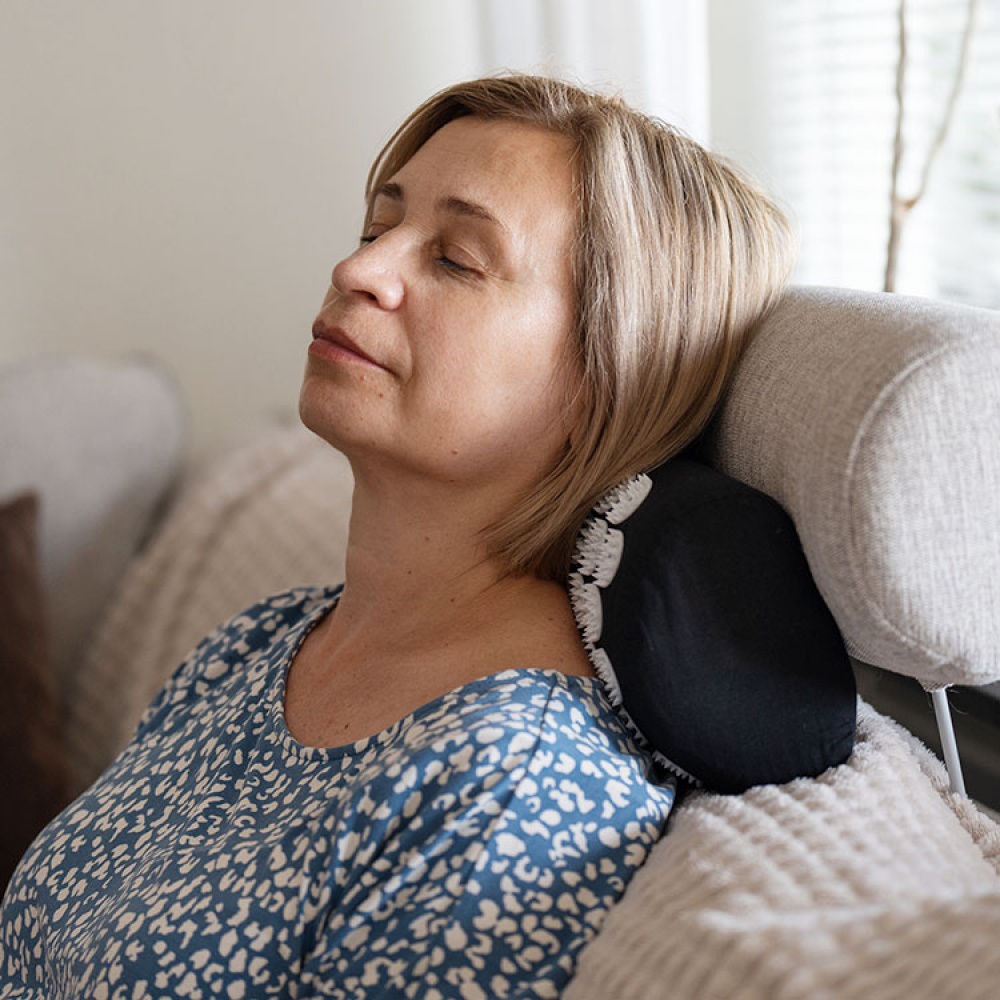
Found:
[311,321,386,370]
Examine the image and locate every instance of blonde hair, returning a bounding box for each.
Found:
[365,74,796,581]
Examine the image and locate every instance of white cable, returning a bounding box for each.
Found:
[931,687,967,797]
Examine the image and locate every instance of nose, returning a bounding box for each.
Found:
[331,237,405,310]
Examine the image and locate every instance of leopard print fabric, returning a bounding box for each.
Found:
[1,586,674,999]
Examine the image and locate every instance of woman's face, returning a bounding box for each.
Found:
[299,116,579,493]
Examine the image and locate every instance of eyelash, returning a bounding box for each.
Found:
[358,234,473,276]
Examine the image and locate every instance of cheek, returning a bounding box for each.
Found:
[404,282,575,435]
[461,342,577,454]
[448,322,571,417]
[501,298,577,416]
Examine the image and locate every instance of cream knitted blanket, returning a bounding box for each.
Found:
[66,425,354,793]
[70,425,1000,998]
[566,699,1000,1000]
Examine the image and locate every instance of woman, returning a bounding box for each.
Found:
[0,75,793,998]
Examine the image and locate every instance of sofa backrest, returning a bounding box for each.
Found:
[0,354,187,699]
[701,285,1000,690]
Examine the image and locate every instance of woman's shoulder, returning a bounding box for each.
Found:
[176,583,338,679]
[384,668,670,794]
[134,584,340,739]
[343,668,675,922]
[207,585,339,657]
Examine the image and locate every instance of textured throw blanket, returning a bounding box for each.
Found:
[566,699,1000,1000]
[66,425,354,791]
[70,425,1000,999]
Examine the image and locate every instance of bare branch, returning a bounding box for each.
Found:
[909,0,979,208]
[884,0,979,293]
[885,0,909,292]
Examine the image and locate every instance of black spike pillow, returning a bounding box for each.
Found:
[568,457,857,794]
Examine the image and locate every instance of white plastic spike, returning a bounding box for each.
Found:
[567,573,603,648]
[589,648,623,706]
[931,687,967,796]
[597,682,702,787]
[649,746,703,787]
[571,516,625,587]
[572,517,611,578]
[595,472,653,525]
[592,527,624,587]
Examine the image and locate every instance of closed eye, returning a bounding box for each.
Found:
[436,254,470,274]
[358,232,481,279]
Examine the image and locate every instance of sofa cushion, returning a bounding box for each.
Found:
[0,491,70,894]
[0,354,187,699]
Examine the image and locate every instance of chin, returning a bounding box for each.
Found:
[297,383,385,467]
[298,380,343,447]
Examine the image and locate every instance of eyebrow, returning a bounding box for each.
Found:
[373,181,510,235]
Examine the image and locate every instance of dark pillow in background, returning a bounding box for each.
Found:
[0,492,70,896]
[571,458,857,795]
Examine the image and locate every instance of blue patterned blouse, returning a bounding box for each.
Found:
[0,585,675,999]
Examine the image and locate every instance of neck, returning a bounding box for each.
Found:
[330,461,540,654]
[283,455,592,748]
[299,456,593,698]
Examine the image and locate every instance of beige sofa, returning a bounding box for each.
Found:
[3,285,1000,997]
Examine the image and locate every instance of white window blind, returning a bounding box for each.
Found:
[760,0,999,308]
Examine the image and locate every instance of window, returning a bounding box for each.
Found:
[716,0,999,308]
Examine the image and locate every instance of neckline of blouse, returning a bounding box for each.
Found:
[268,584,602,761]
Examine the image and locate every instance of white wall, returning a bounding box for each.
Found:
[0,0,481,463]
